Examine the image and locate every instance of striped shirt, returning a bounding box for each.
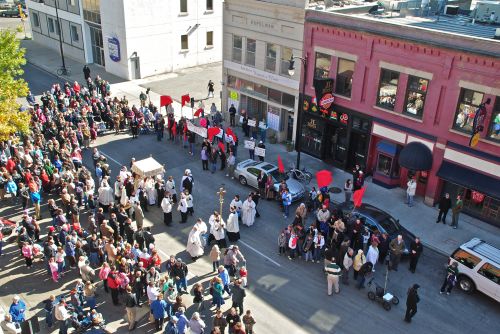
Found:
[325,263,342,276]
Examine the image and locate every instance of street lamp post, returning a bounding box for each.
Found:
[217,185,226,217]
[288,54,308,170]
[42,0,67,74]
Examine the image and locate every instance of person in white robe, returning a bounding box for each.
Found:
[145,177,157,205]
[241,195,256,227]
[366,242,379,272]
[186,225,204,261]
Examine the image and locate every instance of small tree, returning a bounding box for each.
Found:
[0,30,30,141]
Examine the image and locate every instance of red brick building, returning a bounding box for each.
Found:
[299,8,500,226]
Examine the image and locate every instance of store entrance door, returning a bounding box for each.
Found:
[347,132,369,171]
[324,124,348,168]
[242,95,266,121]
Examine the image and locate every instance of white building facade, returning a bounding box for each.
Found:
[27,0,222,79]
[222,0,306,142]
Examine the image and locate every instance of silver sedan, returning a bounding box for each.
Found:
[234,159,306,202]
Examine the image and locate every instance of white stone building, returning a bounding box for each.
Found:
[26,0,222,79]
[222,0,307,142]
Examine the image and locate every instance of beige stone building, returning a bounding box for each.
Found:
[222,0,307,143]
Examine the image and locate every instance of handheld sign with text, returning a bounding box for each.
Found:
[244,140,255,150]
[255,147,266,157]
[247,119,257,127]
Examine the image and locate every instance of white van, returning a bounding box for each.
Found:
[449,238,500,303]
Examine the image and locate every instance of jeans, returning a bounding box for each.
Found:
[283,204,290,218]
[89,252,99,267]
[0,240,3,255]
[45,310,53,328]
[175,277,188,292]
[304,251,313,262]
[313,247,322,262]
[212,260,220,272]
[189,143,195,154]
[451,212,460,227]
[249,150,255,160]
[406,194,414,207]
[437,209,449,223]
[166,303,174,317]
[356,275,366,289]
[211,162,217,173]
[59,318,70,334]
[223,284,232,296]
[405,306,417,322]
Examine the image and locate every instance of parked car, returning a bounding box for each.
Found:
[334,201,416,255]
[448,238,499,302]
[0,6,25,17]
[234,159,306,202]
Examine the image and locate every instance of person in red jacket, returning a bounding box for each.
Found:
[107,266,121,305]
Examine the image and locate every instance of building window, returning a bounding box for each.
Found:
[70,25,79,42]
[268,88,281,104]
[245,38,256,67]
[181,34,188,50]
[69,0,76,6]
[314,52,331,79]
[453,88,484,133]
[488,97,500,141]
[48,18,59,35]
[206,31,213,47]
[265,43,277,72]
[335,58,355,97]
[180,0,188,13]
[282,93,295,108]
[280,47,293,76]
[32,12,40,27]
[206,0,213,11]
[83,0,101,24]
[404,76,428,119]
[377,69,399,110]
[232,35,242,63]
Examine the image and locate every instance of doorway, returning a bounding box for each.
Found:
[324,124,348,167]
[347,132,369,171]
[89,25,105,66]
[241,95,267,121]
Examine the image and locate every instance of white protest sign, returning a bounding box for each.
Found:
[186,121,196,132]
[239,116,244,123]
[244,140,255,150]
[247,119,256,127]
[255,147,266,157]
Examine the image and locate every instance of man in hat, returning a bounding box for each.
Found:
[170,258,189,293]
[404,284,420,323]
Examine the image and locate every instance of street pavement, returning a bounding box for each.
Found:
[1,18,499,333]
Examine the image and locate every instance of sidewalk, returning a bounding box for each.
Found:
[21,39,500,256]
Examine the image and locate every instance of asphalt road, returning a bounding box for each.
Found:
[2,50,498,334]
[22,62,63,95]
[77,131,500,334]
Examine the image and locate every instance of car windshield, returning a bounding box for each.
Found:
[378,216,399,235]
[269,169,288,183]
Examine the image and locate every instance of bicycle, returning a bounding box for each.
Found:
[287,164,312,184]
[56,67,72,76]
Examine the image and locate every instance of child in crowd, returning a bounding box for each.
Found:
[243,309,256,334]
[210,244,221,273]
[239,266,248,287]
[49,257,59,282]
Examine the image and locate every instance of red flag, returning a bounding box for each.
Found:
[208,127,219,141]
[194,108,203,117]
[218,141,225,152]
[226,127,237,143]
[181,94,190,107]
[277,155,285,173]
[353,186,367,208]
[160,95,173,107]
[315,170,332,189]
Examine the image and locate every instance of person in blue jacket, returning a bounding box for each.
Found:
[174,307,189,333]
[150,294,167,331]
[9,295,26,324]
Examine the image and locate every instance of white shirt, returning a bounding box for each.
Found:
[55,304,71,321]
[161,197,172,213]
[147,285,159,302]
[230,199,242,212]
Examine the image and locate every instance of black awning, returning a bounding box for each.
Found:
[398,141,433,171]
[437,161,500,200]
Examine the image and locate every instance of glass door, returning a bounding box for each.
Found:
[89,25,105,66]
[347,132,369,170]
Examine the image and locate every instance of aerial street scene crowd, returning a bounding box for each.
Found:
[0,1,499,334]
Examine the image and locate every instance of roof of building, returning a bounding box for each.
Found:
[307,0,500,41]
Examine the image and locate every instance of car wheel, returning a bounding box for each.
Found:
[239,176,247,186]
[382,301,391,311]
[458,276,475,294]
[367,291,375,300]
[392,296,399,305]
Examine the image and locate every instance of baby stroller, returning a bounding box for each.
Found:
[366,265,399,311]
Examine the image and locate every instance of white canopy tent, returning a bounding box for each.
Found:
[131,157,164,178]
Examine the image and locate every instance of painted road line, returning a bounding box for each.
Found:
[239,240,281,267]
[99,151,122,166]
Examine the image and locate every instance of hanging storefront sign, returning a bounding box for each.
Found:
[108,37,121,62]
[313,78,335,115]
[471,191,485,204]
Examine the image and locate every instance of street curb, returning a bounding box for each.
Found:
[420,241,448,258]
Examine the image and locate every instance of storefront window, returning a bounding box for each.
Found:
[240,79,254,93]
[376,154,393,176]
[404,76,428,119]
[227,75,237,89]
[335,58,355,97]
[453,88,484,133]
[254,83,267,98]
[280,47,293,76]
[282,93,295,108]
[301,127,323,157]
[487,97,500,141]
[377,69,400,110]
[314,52,331,79]
[246,38,256,67]
[232,35,242,63]
[266,43,277,72]
[268,88,281,104]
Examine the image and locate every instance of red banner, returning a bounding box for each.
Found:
[353,186,367,208]
[277,155,285,173]
[181,94,190,107]
[160,95,173,107]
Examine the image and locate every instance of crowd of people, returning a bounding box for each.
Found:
[0,75,260,334]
